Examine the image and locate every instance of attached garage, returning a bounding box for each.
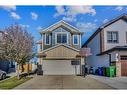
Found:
[40,44,81,75]
[43,60,80,75]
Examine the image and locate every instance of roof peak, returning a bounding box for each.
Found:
[101,13,127,28]
[40,20,82,34]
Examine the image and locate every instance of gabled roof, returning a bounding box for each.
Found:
[97,46,127,56]
[42,44,80,53]
[82,14,127,47]
[100,14,127,28]
[40,20,83,34]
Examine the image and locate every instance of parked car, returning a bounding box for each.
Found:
[0,70,6,80]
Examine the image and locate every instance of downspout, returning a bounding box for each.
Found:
[41,34,43,51]
[107,53,111,66]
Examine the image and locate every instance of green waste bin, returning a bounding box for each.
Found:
[106,66,116,77]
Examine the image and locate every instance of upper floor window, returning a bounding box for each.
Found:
[107,31,118,43]
[56,33,67,44]
[73,35,79,45]
[45,34,51,45]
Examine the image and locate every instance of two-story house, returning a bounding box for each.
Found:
[37,21,83,75]
[82,14,127,76]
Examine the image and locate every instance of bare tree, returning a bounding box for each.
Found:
[0,24,35,79]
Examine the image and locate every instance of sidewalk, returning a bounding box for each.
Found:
[89,75,127,89]
[7,72,16,78]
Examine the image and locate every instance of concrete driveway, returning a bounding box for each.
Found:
[14,75,113,89]
[90,75,127,89]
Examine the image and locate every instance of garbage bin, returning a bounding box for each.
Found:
[98,67,103,76]
[84,65,89,74]
[37,65,43,75]
[89,67,93,74]
[106,66,116,77]
[95,69,98,75]
[82,65,86,76]
[102,67,107,76]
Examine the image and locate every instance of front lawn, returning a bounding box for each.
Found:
[0,76,32,89]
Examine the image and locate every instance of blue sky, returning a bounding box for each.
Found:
[0,5,127,45]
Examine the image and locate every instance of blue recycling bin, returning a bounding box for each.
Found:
[98,67,103,76]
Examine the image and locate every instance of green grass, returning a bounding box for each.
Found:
[0,76,32,89]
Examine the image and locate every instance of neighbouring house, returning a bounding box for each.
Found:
[82,14,127,76]
[37,20,84,75]
[0,31,16,73]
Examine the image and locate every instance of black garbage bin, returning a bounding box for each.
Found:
[37,70,43,75]
[89,67,93,74]
[82,65,86,76]
[85,67,88,74]
[37,65,42,70]
[102,67,107,76]
[37,65,43,75]
[95,69,99,75]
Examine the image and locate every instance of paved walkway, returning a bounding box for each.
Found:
[90,75,127,89]
[7,72,16,78]
[14,75,113,89]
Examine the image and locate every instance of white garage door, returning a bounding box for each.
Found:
[43,60,80,75]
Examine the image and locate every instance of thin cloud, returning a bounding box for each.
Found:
[62,16,76,22]
[10,12,21,20]
[115,6,124,11]
[0,5,16,11]
[37,26,43,30]
[31,12,38,20]
[103,19,109,24]
[20,24,30,28]
[54,6,96,22]
[54,6,65,17]
[76,22,97,33]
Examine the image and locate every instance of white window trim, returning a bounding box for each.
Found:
[45,34,51,45]
[107,31,119,43]
[73,34,79,45]
[80,35,81,48]
[42,36,43,50]
[55,32,68,44]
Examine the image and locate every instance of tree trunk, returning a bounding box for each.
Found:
[21,64,24,73]
[28,64,29,75]
[16,62,20,80]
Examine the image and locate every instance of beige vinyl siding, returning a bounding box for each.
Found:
[43,45,79,59]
